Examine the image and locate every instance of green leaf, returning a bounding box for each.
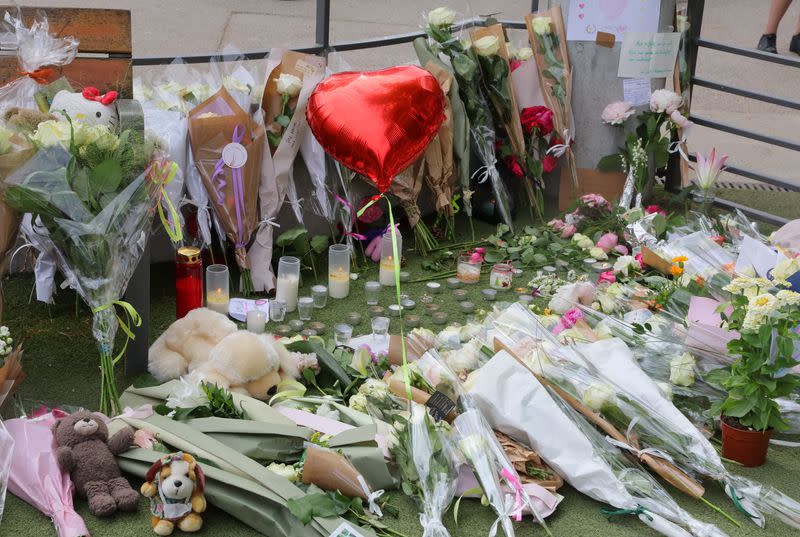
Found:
[309,234,329,254]
[597,154,624,173]
[287,493,344,524]
[276,114,291,128]
[724,396,758,418]
[276,227,308,247]
[90,159,123,194]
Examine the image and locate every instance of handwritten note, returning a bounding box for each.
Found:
[623,77,651,105]
[618,32,681,78]
[567,0,660,42]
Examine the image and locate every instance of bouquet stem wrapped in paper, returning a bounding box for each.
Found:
[188,87,265,294]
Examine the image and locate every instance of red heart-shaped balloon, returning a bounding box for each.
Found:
[306,66,445,193]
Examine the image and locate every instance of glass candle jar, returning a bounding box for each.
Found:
[276,256,301,312]
[365,281,381,305]
[269,298,286,322]
[489,263,513,290]
[379,228,402,287]
[457,254,481,284]
[297,297,314,321]
[371,316,390,341]
[311,285,328,308]
[246,310,266,334]
[175,246,202,319]
[334,323,353,346]
[205,264,229,315]
[328,244,351,299]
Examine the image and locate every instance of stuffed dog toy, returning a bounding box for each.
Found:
[141,452,206,535]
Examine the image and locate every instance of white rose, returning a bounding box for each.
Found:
[0,125,14,155]
[582,382,615,411]
[596,291,618,314]
[435,326,462,350]
[669,352,696,387]
[505,41,517,58]
[446,340,481,373]
[223,75,251,95]
[266,462,300,482]
[166,371,209,409]
[649,89,683,114]
[589,247,608,261]
[473,35,500,57]
[0,326,9,337]
[613,255,639,276]
[276,73,303,97]
[549,282,596,314]
[518,47,534,61]
[676,15,690,33]
[32,120,71,147]
[428,7,456,27]
[315,403,341,422]
[572,233,594,250]
[360,378,389,398]
[532,17,552,35]
[459,323,482,342]
[348,393,368,413]
[459,434,487,459]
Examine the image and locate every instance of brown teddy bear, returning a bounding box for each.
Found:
[141,452,206,535]
[53,411,139,516]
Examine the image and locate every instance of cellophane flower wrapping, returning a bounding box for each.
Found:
[3,144,157,414]
[0,419,11,523]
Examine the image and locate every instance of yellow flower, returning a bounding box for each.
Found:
[671,256,688,263]
[670,265,684,277]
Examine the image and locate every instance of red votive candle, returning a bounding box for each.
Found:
[175,246,202,319]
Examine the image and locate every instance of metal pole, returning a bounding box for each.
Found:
[316,0,331,56]
[124,241,150,375]
[531,0,539,12]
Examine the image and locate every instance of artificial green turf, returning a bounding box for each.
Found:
[2,200,800,537]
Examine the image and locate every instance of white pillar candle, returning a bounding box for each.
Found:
[206,288,229,315]
[276,273,300,312]
[328,267,350,299]
[379,256,398,287]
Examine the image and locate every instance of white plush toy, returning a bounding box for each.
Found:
[148,308,317,400]
[49,87,119,129]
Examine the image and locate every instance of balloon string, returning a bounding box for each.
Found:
[386,197,412,402]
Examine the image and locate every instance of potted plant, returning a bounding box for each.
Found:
[707,277,800,467]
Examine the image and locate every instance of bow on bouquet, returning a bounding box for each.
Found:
[188,87,265,294]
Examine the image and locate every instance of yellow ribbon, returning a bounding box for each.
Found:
[91,300,142,365]
[150,160,183,243]
[450,193,461,215]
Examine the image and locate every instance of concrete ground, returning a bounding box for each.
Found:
[18,0,800,191]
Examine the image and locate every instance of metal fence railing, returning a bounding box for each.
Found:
[679,0,800,226]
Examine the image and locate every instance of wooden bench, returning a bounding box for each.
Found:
[0,6,149,375]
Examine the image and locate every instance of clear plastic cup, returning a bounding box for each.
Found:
[371,316,390,343]
[269,298,287,322]
[334,323,353,346]
[298,297,314,321]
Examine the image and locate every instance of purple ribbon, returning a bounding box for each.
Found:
[211,124,247,247]
[333,192,369,240]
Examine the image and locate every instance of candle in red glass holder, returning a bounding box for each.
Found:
[175,246,203,319]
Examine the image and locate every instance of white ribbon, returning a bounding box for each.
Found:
[419,513,448,537]
[770,439,800,447]
[546,129,573,158]
[8,240,34,270]
[256,216,281,231]
[488,495,516,537]
[470,156,498,185]
[356,475,384,518]
[668,140,691,164]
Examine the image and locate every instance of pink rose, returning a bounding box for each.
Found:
[474,247,487,255]
[614,244,629,255]
[561,224,577,239]
[669,109,692,130]
[645,204,667,217]
[601,101,635,125]
[598,271,616,284]
[548,218,565,231]
[579,193,608,208]
[635,253,646,269]
[596,232,618,253]
[553,307,585,335]
[134,429,157,450]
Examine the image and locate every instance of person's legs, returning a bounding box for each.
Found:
[759,0,793,53]
[790,14,800,53]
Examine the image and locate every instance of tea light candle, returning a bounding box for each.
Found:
[593,262,612,272]
[446,277,461,289]
[346,312,363,326]
[453,289,468,300]
[309,321,326,335]
[518,294,534,305]
[400,298,416,310]
[275,324,293,337]
[426,282,442,294]
[368,305,385,318]
[301,328,318,338]
[583,258,597,266]
[399,271,410,282]
[246,310,266,333]
[288,319,304,331]
[405,315,421,328]
[388,304,403,317]
[459,301,476,313]
[424,303,440,315]
[482,288,497,301]
[206,287,229,315]
[432,311,449,325]
[514,287,529,294]
[311,285,328,308]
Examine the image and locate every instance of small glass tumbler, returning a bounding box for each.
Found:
[311,285,328,308]
[269,298,287,322]
[371,316,390,342]
[297,297,314,321]
[334,323,353,346]
[365,281,381,305]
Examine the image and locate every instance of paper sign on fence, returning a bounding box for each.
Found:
[618,32,681,78]
[623,77,651,105]
[567,0,660,41]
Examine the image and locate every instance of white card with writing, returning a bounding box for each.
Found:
[618,32,681,78]
[567,0,660,41]
[228,298,270,322]
[328,522,368,537]
[623,77,651,105]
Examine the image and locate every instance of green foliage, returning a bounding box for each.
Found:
[275,227,331,279]
[155,382,248,421]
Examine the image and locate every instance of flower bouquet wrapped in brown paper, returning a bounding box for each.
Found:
[188,87,265,294]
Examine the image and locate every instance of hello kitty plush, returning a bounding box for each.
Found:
[49,87,120,129]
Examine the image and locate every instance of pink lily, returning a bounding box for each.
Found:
[693,148,728,191]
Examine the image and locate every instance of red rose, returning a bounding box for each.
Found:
[542,153,558,173]
[510,59,523,72]
[504,155,525,177]
[520,106,554,137]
